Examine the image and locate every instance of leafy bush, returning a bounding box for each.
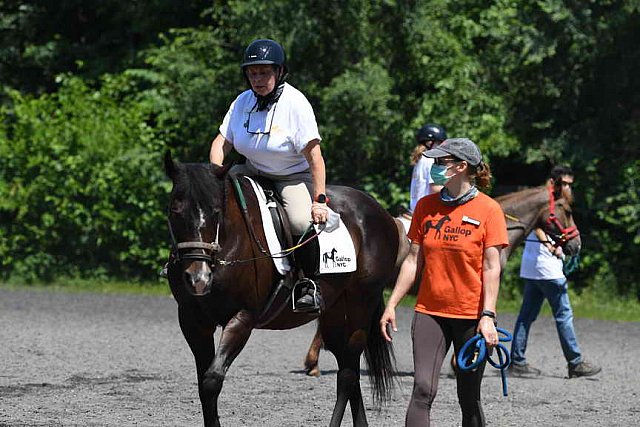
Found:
[0,76,168,282]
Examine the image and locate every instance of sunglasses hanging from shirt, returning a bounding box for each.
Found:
[244,102,278,135]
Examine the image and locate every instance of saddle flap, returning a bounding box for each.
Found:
[243,176,292,275]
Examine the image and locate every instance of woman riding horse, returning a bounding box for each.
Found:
[209,38,327,312]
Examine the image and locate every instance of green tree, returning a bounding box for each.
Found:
[0,0,212,95]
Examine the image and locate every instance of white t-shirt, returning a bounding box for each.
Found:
[519,231,565,280]
[219,83,321,176]
[409,155,435,213]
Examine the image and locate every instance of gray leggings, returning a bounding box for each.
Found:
[406,312,486,427]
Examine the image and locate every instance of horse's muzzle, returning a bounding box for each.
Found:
[564,237,582,257]
[184,262,214,296]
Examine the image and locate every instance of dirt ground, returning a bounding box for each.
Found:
[1,288,638,426]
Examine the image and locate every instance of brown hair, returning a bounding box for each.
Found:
[410,144,427,165]
[468,161,492,190]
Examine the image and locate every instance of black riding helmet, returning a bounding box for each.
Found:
[241,39,288,110]
[416,123,447,145]
[241,39,287,68]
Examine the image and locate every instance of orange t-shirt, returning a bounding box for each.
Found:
[408,192,509,319]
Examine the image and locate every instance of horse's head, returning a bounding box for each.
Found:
[164,151,228,296]
[538,192,581,256]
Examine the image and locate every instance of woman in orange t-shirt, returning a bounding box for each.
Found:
[380,138,508,427]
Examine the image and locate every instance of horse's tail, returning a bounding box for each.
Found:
[364,297,396,406]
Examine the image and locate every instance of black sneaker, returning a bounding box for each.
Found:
[568,360,601,378]
[508,363,542,377]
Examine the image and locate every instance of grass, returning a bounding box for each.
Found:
[3,279,639,322]
[0,278,172,297]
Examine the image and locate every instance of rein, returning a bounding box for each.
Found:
[216,226,319,267]
[230,174,271,257]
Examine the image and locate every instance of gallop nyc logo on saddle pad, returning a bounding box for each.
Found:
[323,247,352,269]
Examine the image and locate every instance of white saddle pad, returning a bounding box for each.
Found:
[314,208,357,274]
[243,177,357,275]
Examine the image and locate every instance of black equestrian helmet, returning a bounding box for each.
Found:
[416,123,447,144]
[241,39,286,68]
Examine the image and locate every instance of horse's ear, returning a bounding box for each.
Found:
[164,150,180,179]
[211,161,233,178]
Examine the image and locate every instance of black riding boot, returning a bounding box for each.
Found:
[292,232,324,313]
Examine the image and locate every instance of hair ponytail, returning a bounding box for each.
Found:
[471,161,492,190]
[410,144,427,165]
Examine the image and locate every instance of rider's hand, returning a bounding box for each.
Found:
[380,307,397,342]
[311,202,328,224]
[477,317,498,348]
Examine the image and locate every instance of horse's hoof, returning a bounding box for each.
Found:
[305,365,321,377]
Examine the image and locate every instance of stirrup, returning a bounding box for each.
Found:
[292,278,323,313]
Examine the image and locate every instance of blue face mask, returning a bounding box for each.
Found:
[430,164,453,185]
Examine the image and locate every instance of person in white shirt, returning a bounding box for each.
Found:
[409,124,447,213]
[209,39,327,312]
[509,166,601,378]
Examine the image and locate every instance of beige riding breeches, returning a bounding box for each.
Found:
[229,162,313,236]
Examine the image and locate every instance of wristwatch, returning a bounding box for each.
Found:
[480,310,497,324]
[315,193,329,204]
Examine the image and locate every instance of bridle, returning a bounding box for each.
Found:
[504,186,580,248]
[167,211,222,265]
[545,186,580,247]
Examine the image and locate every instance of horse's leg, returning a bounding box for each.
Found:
[344,291,394,427]
[303,322,323,377]
[320,297,369,427]
[178,305,217,427]
[343,292,375,427]
[201,309,254,425]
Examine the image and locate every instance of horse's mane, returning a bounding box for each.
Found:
[495,186,544,206]
[495,186,542,200]
[171,162,225,226]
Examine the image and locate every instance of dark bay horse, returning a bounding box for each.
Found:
[303,185,581,376]
[164,152,403,427]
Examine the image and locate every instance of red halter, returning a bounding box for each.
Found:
[546,186,580,247]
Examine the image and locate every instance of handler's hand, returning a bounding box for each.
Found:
[311,202,328,224]
[380,307,397,342]
[553,246,564,259]
[477,317,498,348]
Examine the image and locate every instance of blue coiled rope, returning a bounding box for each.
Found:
[456,327,512,396]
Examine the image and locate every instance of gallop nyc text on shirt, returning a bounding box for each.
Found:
[407,192,509,319]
